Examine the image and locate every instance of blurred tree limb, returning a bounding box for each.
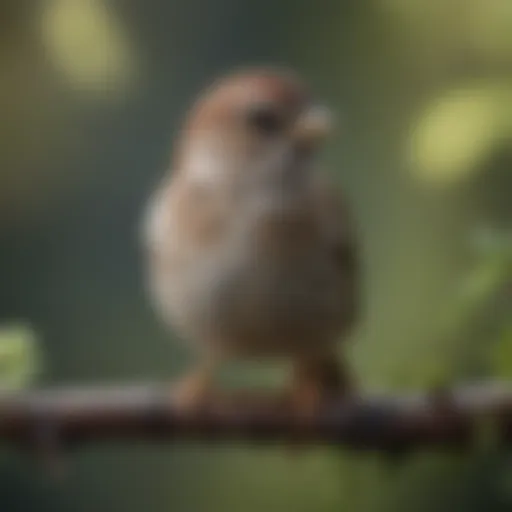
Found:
[1,381,512,453]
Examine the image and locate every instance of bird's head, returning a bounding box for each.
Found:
[175,67,333,195]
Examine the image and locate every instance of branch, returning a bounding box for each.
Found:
[1,381,512,454]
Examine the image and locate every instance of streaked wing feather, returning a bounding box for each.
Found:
[315,175,361,327]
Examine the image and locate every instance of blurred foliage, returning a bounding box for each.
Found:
[379,0,512,64]
[462,227,512,309]
[0,0,510,511]
[409,83,511,186]
[471,228,512,378]
[40,0,139,99]
[0,323,40,389]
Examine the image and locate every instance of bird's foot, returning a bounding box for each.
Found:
[289,354,355,419]
[170,367,215,414]
[283,355,355,453]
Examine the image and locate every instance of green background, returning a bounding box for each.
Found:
[0,0,510,510]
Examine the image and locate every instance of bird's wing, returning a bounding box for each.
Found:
[314,174,361,328]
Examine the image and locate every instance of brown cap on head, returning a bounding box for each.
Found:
[173,67,332,173]
[184,67,311,132]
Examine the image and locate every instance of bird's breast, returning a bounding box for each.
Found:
[149,200,352,357]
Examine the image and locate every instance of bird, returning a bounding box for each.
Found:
[142,67,361,416]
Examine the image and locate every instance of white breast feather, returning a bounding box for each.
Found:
[141,183,173,253]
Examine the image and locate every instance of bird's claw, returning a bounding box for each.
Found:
[170,371,214,413]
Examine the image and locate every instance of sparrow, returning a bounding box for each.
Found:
[142,67,360,416]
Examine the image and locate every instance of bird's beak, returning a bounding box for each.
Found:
[292,105,332,148]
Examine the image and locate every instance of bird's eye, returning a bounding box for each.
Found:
[247,105,283,135]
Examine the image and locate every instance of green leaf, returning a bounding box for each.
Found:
[489,325,512,377]
[457,256,509,312]
[0,323,41,390]
[472,227,512,259]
